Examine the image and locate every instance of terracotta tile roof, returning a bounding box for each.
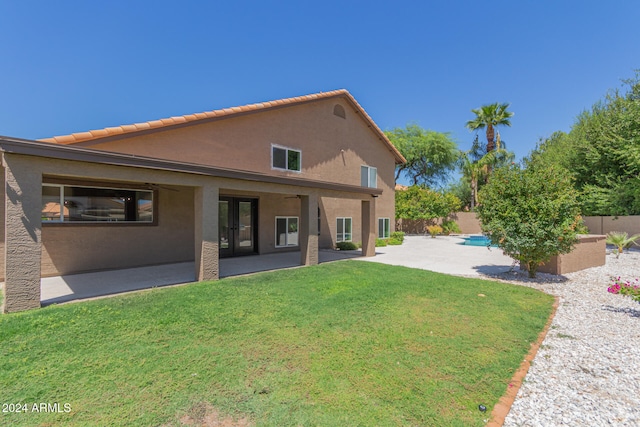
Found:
[39,89,406,164]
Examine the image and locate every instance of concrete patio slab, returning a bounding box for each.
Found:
[40,249,361,305]
[357,235,516,277]
[38,235,515,306]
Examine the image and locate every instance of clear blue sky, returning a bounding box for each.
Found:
[2,1,638,183]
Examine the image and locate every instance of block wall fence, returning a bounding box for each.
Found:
[397,213,640,237]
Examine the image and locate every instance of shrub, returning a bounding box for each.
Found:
[396,186,462,222]
[441,220,461,235]
[390,231,405,243]
[375,238,388,247]
[476,161,582,278]
[426,225,442,238]
[336,241,358,251]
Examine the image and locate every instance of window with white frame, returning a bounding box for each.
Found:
[336,217,352,242]
[378,218,390,239]
[275,216,299,247]
[361,165,377,188]
[272,145,301,172]
[42,183,154,223]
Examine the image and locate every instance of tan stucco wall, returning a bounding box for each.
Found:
[4,153,378,277]
[0,167,5,280]
[450,212,483,234]
[67,97,397,250]
[3,157,43,312]
[41,185,195,276]
[76,98,398,196]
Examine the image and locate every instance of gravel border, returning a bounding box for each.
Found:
[486,250,640,426]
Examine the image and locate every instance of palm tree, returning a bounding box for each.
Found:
[458,148,509,210]
[458,147,514,211]
[606,232,640,258]
[458,151,483,211]
[466,103,514,152]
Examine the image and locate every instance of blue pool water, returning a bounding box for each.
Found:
[459,235,497,247]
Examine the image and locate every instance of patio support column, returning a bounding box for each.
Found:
[361,197,376,257]
[194,183,219,281]
[3,155,42,312]
[300,192,319,266]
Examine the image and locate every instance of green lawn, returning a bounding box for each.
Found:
[0,261,554,426]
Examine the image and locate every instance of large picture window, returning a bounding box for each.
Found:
[336,217,352,242]
[378,218,390,239]
[276,216,299,247]
[42,184,154,223]
[272,145,301,172]
[361,165,377,188]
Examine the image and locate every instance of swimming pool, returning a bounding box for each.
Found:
[459,235,497,247]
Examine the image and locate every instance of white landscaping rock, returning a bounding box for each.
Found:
[499,251,640,427]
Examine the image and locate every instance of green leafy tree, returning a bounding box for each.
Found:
[385,124,459,187]
[529,72,640,215]
[395,186,461,222]
[476,161,582,278]
[465,103,514,152]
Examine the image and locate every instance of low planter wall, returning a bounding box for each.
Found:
[537,234,606,275]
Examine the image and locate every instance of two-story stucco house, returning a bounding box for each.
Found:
[0,89,405,312]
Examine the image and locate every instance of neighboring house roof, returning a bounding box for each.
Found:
[395,184,409,191]
[40,89,406,164]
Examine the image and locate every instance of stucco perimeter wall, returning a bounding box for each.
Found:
[41,186,195,276]
[396,212,482,235]
[538,234,606,275]
[583,216,640,236]
[450,212,483,234]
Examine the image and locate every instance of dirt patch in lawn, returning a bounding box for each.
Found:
[175,402,253,427]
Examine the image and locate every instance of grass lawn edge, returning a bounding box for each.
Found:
[487,295,559,426]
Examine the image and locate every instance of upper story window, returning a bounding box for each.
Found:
[361,165,377,188]
[42,183,154,223]
[272,144,301,172]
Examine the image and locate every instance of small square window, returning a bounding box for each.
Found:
[272,145,301,172]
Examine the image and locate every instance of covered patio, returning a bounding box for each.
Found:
[1,136,381,312]
[40,249,362,305]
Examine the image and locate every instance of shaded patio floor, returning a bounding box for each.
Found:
[40,249,361,305]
